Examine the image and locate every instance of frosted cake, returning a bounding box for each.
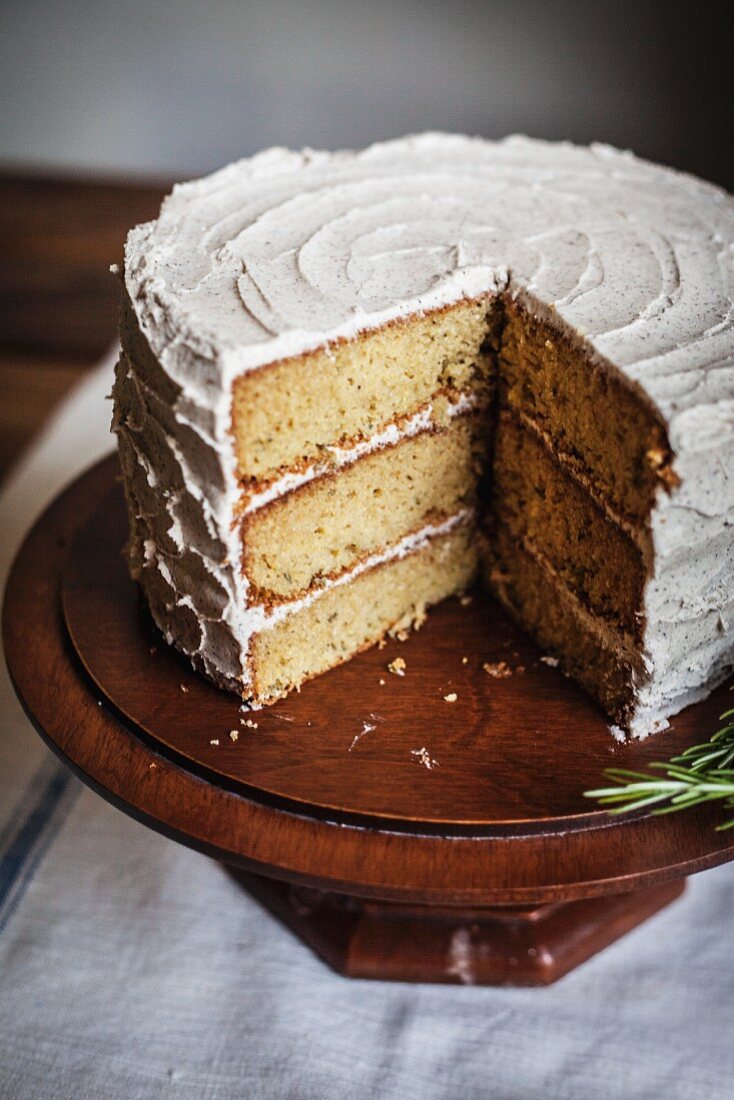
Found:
[112,134,734,736]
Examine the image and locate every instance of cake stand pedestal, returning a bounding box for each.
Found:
[4,456,733,986]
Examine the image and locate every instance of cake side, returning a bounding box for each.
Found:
[483,525,644,723]
[499,298,677,522]
[633,402,734,734]
[491,409,649,640]
[486,294,734,734]
[483,296,667,730]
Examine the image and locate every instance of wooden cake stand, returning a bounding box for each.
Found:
[4,455,734,985]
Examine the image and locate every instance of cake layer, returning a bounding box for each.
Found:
[232,297,498,482]
[251,522,477,702]
[500,299,676,523]
[483,522,641,728]
[242,408,487,602]
[491,409,648,640]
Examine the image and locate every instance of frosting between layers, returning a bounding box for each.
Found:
[118,134,734,726]
[241,390,479,515]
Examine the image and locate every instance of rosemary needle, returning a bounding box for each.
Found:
[585,708,734,831]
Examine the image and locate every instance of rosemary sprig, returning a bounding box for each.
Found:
[585,708,734,830]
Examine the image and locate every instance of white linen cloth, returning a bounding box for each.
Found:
[1,352,733,1100]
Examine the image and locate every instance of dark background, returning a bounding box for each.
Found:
[1,0,732,188]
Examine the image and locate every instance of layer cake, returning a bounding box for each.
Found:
[112,134,734,736]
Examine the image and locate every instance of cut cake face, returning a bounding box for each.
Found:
[112,134,734,736]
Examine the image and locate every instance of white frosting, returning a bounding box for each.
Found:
[115,133,734,725]
[631,402,734,735]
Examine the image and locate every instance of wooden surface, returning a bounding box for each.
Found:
[0,171,167,480]
[6,454,734,909]
[231,871,685,985]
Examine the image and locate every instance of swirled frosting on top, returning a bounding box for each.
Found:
[125,132,734,422]
[119,134,734,730]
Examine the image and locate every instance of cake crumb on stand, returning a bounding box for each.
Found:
[349,720,375,752]
[411,747,439,770]
[483,661,513,679]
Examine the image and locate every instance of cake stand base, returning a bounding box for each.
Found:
[232,871,685,985]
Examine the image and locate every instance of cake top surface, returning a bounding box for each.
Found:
[124,132,734,430]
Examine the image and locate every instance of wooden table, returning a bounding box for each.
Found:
[0,172,169,481]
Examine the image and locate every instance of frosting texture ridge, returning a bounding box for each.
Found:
[125,132,734,424]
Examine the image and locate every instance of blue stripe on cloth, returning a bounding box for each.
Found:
[0,757,80,935]
[0,756,62,854]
